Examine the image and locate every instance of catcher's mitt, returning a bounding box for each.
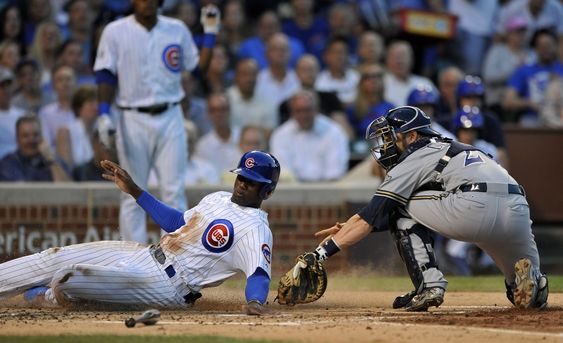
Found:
[276,252,327,305]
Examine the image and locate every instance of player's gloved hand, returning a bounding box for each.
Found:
[276,252,328,305]
[96,114,115,148]
[200,4,221,34]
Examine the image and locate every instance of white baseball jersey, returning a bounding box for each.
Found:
[94,14,199,107]
[93,14,198,243]
[0,192,272,308]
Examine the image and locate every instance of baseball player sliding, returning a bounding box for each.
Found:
[293,106,548,311]
[0,151,280,315]
[94,0,220,243]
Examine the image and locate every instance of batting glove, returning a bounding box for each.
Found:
[200,4,221,34]
[96,114,115,148]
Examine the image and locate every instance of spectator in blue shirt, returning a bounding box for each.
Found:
[238,11,305,70]
[503,29,563,125]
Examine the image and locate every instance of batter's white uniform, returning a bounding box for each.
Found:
[0,192,272,308]
[94,15,199,243]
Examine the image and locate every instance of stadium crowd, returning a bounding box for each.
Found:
[0,0,562,184]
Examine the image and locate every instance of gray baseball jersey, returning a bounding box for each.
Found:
[360,138,540,286]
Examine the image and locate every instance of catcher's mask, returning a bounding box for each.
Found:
[230,150,281,200]
[365,106,440,171]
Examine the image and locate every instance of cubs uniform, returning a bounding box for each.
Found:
[0,192,272,308]
[94,14,199,243]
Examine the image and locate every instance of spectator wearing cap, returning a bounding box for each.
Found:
[483,16,534,116]
[0,115,70,182]
[345,64,394,139]
[497,0,563,42]
[11,59,52,113]
[237,11,306,70]
[503,29,563,125]
[0,68,25,159]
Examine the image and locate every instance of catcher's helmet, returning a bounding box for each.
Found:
[230,151,280,200]
[452,106,484,130]
[456,75,485,99]
[365,106,440,171]
[406,84,439,107]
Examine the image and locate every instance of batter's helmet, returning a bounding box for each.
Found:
[452,106,484,130]
[231,151,280,200]
[406,84,439,107]
[456,75,485,99]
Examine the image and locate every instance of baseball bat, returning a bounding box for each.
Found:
[124,309,161,328]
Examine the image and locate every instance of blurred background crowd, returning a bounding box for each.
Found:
[1,0,562,184]
[0,0,562,275]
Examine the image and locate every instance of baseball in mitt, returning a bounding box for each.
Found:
[276,252,327,305]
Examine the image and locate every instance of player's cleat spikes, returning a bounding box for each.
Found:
[23,286,49,302]
[405,287,444,312]
[513,258,538,309]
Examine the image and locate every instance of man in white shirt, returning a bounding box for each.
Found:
[315,37,360,105]
[270,90,349,182]
[383,41,435,106]
[0,67,25,159]
[195,93,241,175]
[227,59,278,131]
[256,33,300,109]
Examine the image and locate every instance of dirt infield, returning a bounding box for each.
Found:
[1,288,562,343]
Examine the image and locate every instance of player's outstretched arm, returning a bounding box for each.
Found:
[100,160,142,198]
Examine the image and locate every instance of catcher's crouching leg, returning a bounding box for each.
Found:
[391,218,447,311]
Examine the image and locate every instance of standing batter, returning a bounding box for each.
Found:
[299,106,548,311]
[0,151,280,315]
[93,0,220,243]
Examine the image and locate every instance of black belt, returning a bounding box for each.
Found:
[458,183,525,196]
[150,245,201,304]
[119,101,179,115]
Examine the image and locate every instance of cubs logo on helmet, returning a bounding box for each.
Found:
[162,44,183,73]
[245,157,255,168]
[202,219,234,253]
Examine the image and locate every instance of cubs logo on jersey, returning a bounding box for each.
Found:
[261,244,271,264]
[202,219,234,253]
[162,44,183,72]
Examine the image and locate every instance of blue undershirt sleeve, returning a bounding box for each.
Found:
[245,267,270,304]
[95,69,117,86]
[136,191,186,233]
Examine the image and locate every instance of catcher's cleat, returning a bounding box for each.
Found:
[513,258,548,309]
[393,290,416,309]
[405,287,444,312]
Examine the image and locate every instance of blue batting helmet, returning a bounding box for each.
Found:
[230,151,280,200]
[456,75,485,99]
[406,84,439,107]
[452,106,484,130]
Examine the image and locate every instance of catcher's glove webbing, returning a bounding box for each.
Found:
[276,252,328,305]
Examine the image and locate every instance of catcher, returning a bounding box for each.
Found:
[277,106,548,311]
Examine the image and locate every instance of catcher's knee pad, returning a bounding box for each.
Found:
[391,220,439,293]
